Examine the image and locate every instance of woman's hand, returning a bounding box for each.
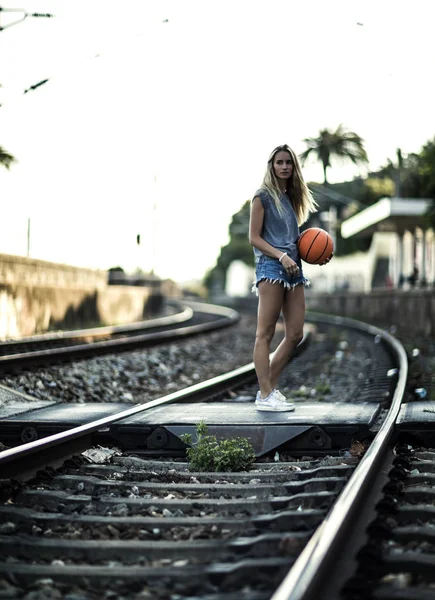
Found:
[319,253,334,266]
[281,254,300,276]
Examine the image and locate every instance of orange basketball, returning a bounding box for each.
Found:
[297,227,333,264]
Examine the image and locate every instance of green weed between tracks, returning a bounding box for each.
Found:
[181,421,255,472]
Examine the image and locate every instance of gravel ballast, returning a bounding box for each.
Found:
[0,310,423,410]
[0,314,259,406]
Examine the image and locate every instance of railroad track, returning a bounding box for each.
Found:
[0,301,240,372]
[339,436,435,599]
[0,310,416,599]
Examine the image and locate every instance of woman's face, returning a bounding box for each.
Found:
[273,150,293,181]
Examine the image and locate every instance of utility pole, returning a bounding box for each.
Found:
[151,175,157,275]
[328,204,337,250]
[26,217,30,257]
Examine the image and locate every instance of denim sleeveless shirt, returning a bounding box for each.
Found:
[252,188,300,264]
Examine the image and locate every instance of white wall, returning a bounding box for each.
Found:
[226,260,255,297]
[303,232,396,292]
[226,228,435,297]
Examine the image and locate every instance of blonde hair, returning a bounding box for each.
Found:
[261,144,317,225]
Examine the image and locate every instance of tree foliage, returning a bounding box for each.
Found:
[0,146,17,170]
[374,138,435,228]
[204,200,253,292]
[204,134,435,289]
[419,137,435,199]
[300,124,369,184]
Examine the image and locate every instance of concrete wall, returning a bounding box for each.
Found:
[0,283,165,339]
[0,254,169,339]
[0,253,108,289]
[306,288,435,336]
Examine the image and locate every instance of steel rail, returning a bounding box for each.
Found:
[0,364,256,480]
[271,312,408,600]
[0,322,312,480]
[0,303,193,347]
[0,302,240,371]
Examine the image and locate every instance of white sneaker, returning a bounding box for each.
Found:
[255,389,295,412]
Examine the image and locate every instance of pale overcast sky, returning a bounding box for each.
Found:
[0,0,434,282]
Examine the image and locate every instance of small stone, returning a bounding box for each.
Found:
[35,579,54,587]
[0,522,16,534]
[51,559,65,567]
[107,525,119,537]
[381,572,412,588]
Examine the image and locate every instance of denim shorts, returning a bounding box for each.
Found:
[252,255,310,295]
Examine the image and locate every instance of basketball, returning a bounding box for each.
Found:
[297,228,333,264]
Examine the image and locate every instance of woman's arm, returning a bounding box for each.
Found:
[248,197,295,259]
[249,196,299,274]
[249,197,284,259]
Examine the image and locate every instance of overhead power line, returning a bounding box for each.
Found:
[0,14,168,105]
[23,78,49,94]
[0,6,54,31]
[311,183,368,209]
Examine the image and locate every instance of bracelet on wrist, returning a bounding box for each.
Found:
[278,252,287,263]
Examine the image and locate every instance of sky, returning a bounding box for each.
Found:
[0,0,434,283]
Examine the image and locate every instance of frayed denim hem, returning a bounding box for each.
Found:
[251,277,310,296]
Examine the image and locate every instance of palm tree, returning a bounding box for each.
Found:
[376,148,407,197]
[300,124,369,184]
[0,146,16,170]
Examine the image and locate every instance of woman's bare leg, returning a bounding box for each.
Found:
[253,281,284,398]
[269,284,305,389]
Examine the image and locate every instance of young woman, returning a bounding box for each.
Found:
[249,144,320,411]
